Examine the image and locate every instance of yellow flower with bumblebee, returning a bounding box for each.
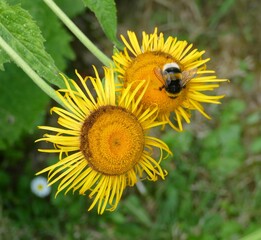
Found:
[113,28,228,131]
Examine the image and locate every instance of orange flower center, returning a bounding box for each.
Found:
[80,106,144,175]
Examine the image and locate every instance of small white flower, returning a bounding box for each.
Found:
[31,176,51,198]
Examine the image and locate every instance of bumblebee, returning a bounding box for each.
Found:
[154,62,197,98]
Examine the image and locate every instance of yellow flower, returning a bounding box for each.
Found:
[36,67,171,214]
[113,28,228,131]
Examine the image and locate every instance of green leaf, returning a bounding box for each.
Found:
[9,0,86,71]
[0,1,64,88]
[82,0,121,47]
[0,64,50,149]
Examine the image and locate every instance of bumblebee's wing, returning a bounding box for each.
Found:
[181,68,197,87]
[153,67,165,85]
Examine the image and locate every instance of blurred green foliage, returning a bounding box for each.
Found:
[0,0,84,149]
[0,0,261,239]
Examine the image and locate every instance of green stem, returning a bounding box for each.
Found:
[0,36,65,107]
[43,0,113,67]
